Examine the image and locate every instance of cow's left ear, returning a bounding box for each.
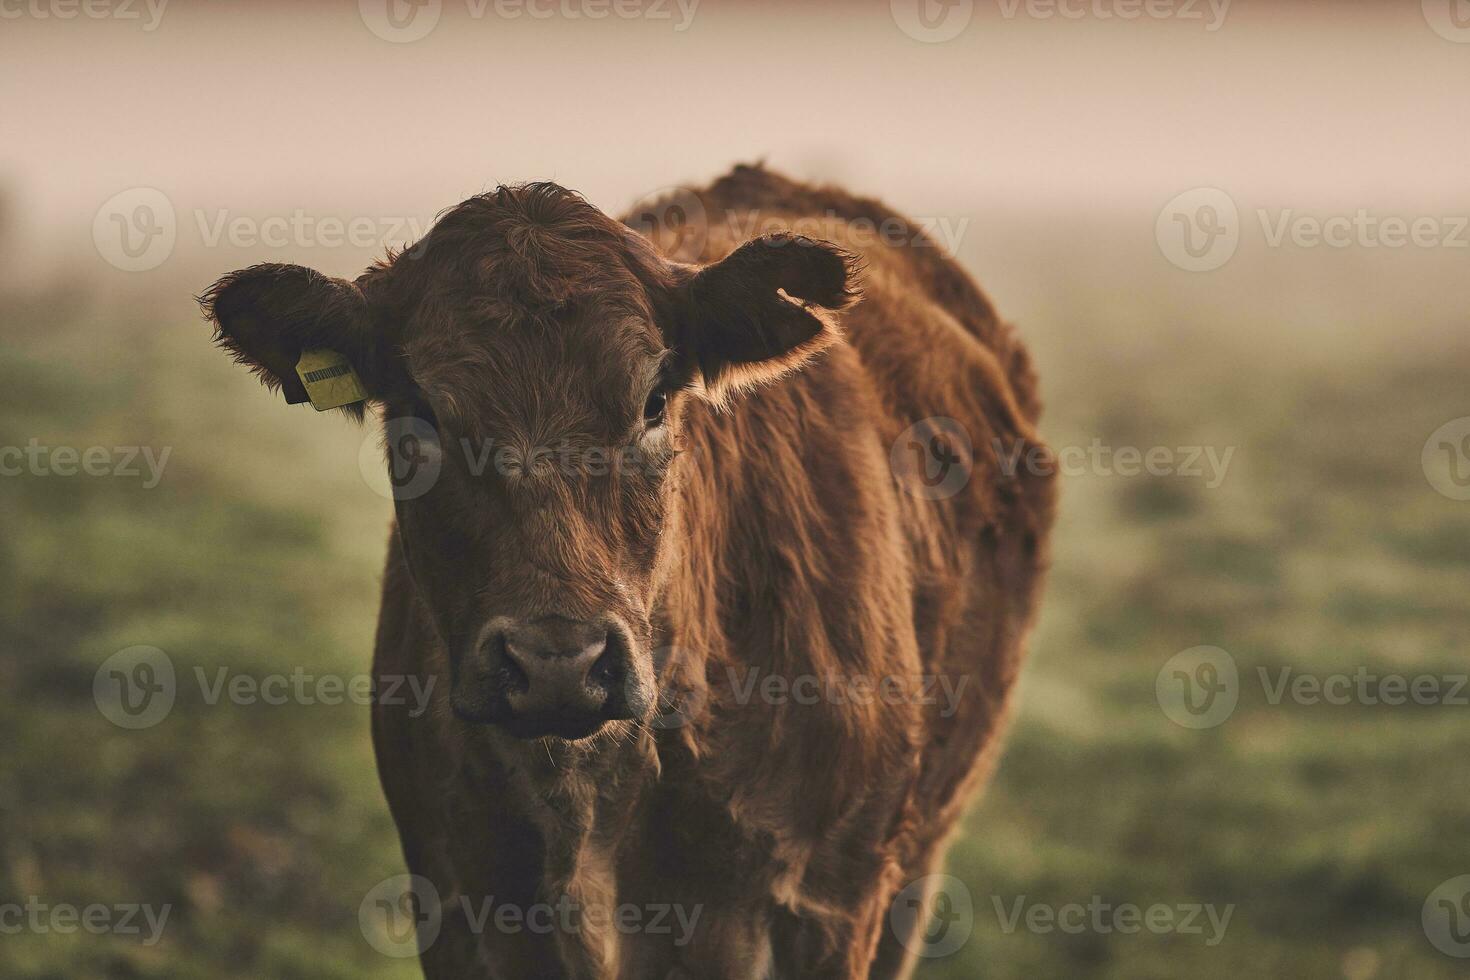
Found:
[674,233,860,403]
[199,262,396,418]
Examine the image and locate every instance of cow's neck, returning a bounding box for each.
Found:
[476,724,657,969]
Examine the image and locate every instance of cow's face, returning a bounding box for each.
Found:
[201,183,857,741]
[387,299,675,741]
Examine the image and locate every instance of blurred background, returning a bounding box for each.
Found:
[2,0,1468,976]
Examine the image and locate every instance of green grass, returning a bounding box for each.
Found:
[1,245,1467,978]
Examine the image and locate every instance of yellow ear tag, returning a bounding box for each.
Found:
[295,349,368,412]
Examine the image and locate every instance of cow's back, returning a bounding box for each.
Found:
[694,164,1044,424]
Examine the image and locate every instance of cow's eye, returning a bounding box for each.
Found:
[643,390,668,427]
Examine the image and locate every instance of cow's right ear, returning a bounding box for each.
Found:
[199,263,391,417]
[671,233,861,405]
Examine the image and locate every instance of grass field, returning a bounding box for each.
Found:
[2,215,1467,978]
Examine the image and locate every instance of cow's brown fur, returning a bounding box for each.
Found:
[201,164,1055,979]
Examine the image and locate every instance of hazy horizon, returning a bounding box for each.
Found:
[4,0,1468,278]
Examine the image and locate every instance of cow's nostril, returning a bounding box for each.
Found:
[588,647,620,690]
[495,634,530,694]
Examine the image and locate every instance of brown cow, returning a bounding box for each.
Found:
[201,164,1055,979]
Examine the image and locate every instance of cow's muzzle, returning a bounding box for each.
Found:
[452,615,647,739]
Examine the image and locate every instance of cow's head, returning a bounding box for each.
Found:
[201,183,858,741]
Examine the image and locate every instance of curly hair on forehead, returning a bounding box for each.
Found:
[402,182,664,311]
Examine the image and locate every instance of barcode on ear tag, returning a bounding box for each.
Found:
[296,349,368,412]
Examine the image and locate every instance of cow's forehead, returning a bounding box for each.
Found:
[382,182,672,438]
[404,302,664,443]
[390,181,668,315]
